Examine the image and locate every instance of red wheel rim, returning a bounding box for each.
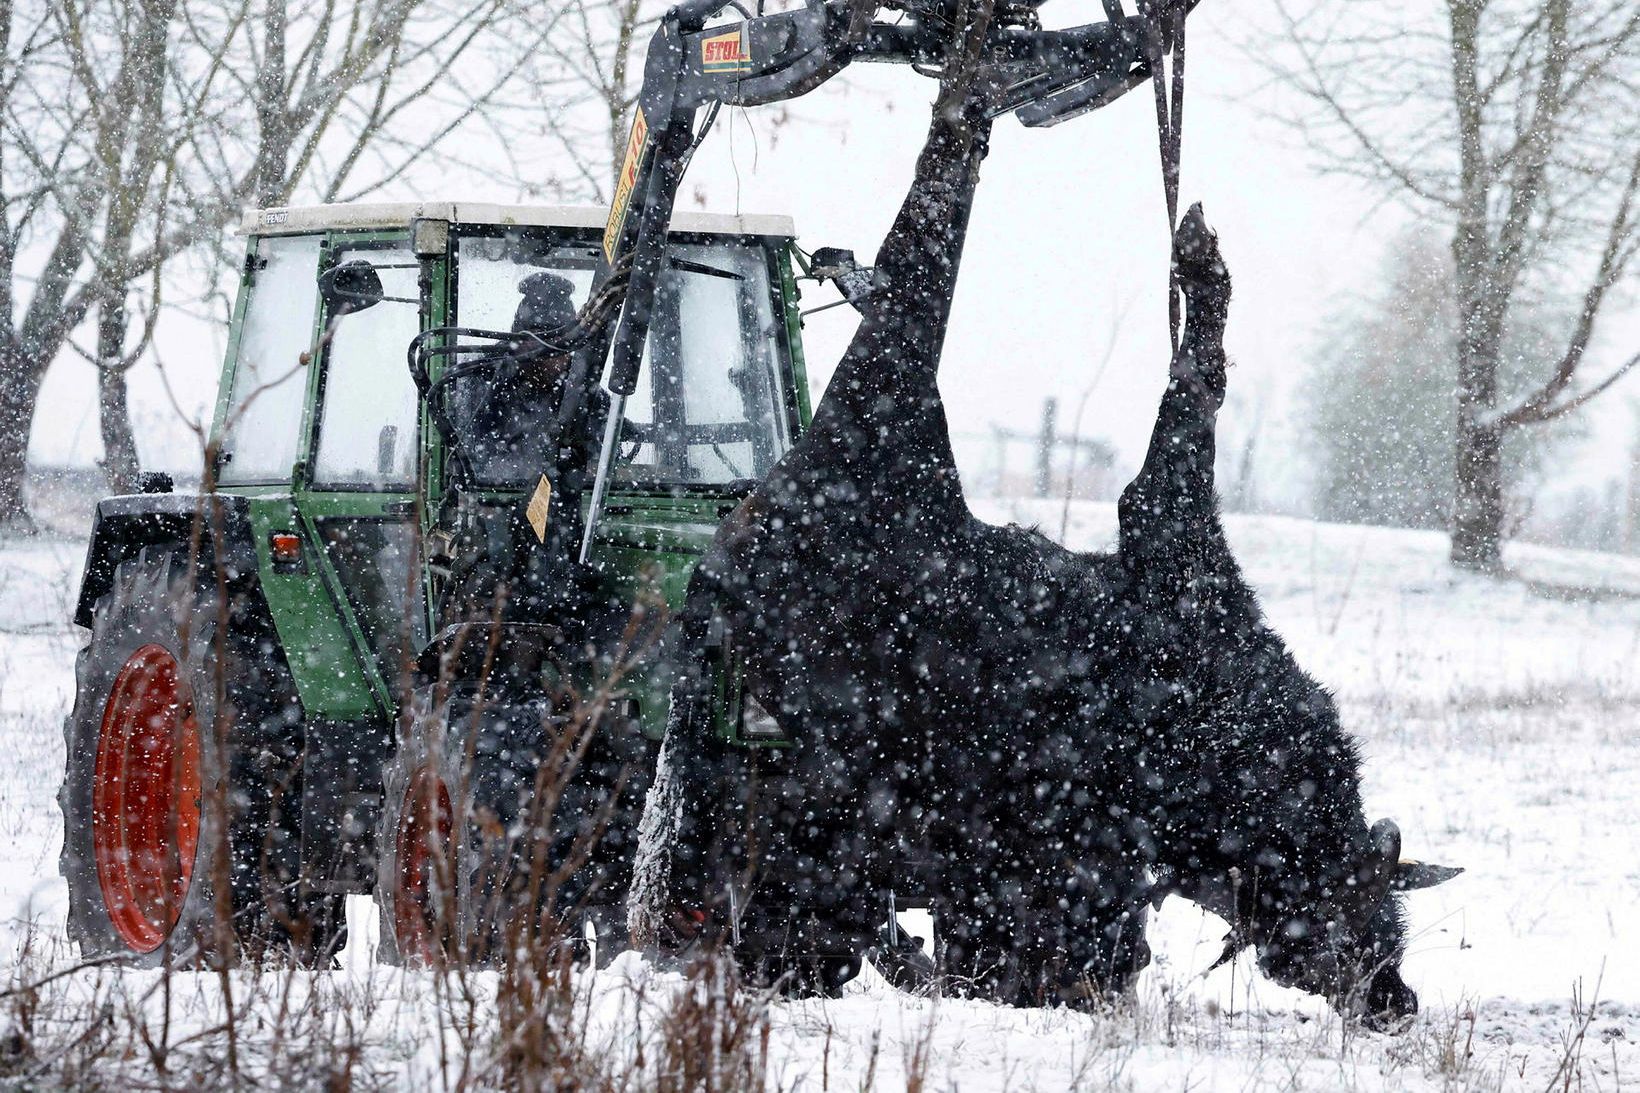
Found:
[92,643,202,952]
[393,766,453,963]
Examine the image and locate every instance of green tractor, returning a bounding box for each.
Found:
[59,201,819,964]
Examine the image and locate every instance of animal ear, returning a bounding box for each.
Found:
[1358,819,1403,901]
[1368,818,1402,866]
[1391,861,1464,891]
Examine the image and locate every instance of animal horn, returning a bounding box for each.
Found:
[1392,860,1464,891]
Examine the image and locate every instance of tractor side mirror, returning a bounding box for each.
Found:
[318,259,386,316]
[808,247,881,313]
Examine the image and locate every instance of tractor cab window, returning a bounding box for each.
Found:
[452,231,791,489]
[218,234,322,484]
[621,242,791,486]
[456,236,597,331]
[452,235,598,485]
[313,245,421,488]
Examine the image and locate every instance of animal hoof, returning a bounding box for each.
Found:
[1360,964,1420,1034]
[1171,202,1230,300]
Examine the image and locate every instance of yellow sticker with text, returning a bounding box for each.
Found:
[604,108,649,262]
[525,475,552,543]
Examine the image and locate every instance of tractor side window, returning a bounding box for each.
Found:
[219,234,322,484]
[313,245,421,488]
[618,243,789,485]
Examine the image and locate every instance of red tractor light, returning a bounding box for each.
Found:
[269,531,304,565]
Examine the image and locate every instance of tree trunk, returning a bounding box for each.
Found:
[253,0,290,207]
[97,294,141,494]
[98,367,140,494]
[0,438,28,532]
[1446,0,1508,573]
[97,374,141,492]
[1451,419,1504,570]
[0,345,41,533]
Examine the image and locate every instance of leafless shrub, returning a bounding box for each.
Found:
[650,951,771,1093]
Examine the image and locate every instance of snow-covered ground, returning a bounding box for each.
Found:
[2,504,1637,1090]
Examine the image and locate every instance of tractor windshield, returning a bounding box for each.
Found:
[629,242,793,485]
[455,230,793,487]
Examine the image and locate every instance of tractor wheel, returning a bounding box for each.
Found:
[376,686,608,967]
[374,695,458,966]
[59,549,333,965]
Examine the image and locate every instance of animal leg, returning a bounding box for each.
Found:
[787,95,995,518]
[1118,203,1233,566]
[1057,849,1153,1003]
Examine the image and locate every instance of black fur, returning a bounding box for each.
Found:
[640,94,1423,1029]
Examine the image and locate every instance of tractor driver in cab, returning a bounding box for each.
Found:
[457,271,608,485]
[439,271,619,635]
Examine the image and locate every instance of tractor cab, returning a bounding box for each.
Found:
[205,202,813,730]
[219,203,809,492]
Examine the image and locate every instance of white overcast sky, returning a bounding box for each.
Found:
[26,3,1638,509]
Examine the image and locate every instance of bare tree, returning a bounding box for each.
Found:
[1300,230,1573,532]
[513,0,656,201]
[84,0,177,492]
[0,0,124,530]
[1269,0,1640,570]
[0,0,557,528]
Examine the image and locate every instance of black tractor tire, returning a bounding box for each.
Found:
[375,685,624,967]
[59,548,338,965]
[374,689,461,967]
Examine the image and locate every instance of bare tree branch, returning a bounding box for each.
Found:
[1489,147,1640,427]
[1529,349,1640,422]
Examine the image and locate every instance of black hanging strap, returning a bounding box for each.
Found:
[1139,0,1187,353]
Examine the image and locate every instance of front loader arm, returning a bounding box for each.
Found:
[574,0,1199,561]
[594,0,1187,397]
[598,0,877,403]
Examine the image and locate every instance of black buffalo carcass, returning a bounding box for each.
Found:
[630,66,1459,1030]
